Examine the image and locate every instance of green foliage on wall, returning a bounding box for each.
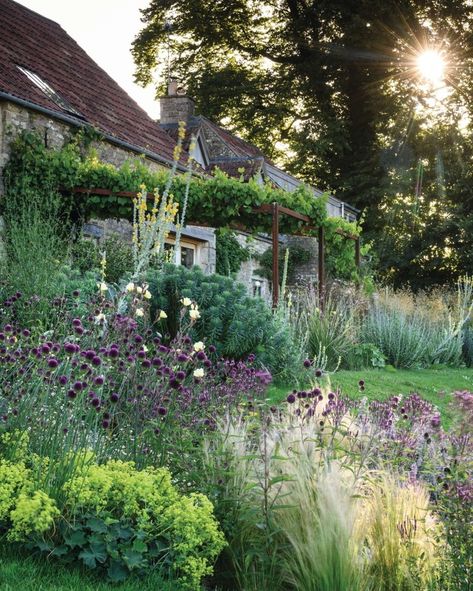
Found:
[2,130,362,280]
[215,229,250,276]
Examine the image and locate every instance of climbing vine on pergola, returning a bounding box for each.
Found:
[3,130,362,306]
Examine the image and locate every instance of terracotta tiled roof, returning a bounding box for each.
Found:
[201,118,266,160]
[0,0,181,165]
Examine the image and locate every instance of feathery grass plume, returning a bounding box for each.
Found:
[358,474,441,591]
[203,415,282,591]
[274,464,364,591]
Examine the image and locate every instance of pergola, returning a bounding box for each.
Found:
[68,188,361,308]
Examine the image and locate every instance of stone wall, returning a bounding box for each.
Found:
[235,232,272,303]
[283,235,319,286]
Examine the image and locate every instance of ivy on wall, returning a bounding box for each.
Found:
[2,130,363,279]
[215,230,250,276]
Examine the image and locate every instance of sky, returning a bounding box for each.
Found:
[16,0,161,119]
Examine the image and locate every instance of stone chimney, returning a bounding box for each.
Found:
[160,78,195,125]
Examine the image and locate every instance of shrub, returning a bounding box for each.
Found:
[0,453,225,590]
[147,264,300,380]
[71,236,133,283]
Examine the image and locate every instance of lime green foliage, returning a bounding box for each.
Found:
[3,131,361,274]
[0,451,225,590]
[215,229,250,276]
[0,458,32,522]
[9,491,60,542]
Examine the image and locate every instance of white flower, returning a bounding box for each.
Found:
[193,368,204,378]
[189,309,200,320]
[144,290,152,299]
[136,286,143,294]
[159,310,168,319]
[98,282,108,292]
[125,282,135,292]
[181,297,192,307]
[142,345,148,353]
[135,308,144,318]
[193,341,205,352]
[94,313,105,323]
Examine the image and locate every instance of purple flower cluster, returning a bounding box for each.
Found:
[0,310,271,451]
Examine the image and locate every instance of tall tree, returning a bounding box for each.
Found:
[133,0,473,285]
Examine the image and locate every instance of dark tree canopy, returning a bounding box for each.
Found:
[133,0,473,287]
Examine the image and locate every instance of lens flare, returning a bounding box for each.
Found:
[416,50,445,84]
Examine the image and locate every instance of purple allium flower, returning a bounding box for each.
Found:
[67,389,77,399]
[94,375,105,386]
[91,356,102,367]
[169,377,180,389]
[358,379,365,387]
[22,329,30,337]
[183,336,192,345]
[204,359,212,368]
[75,326,84,335]
[328,392,335,400]
[110,393,119,403]
[41,344,51,354]
[4,324,12,333]
[134,335,143,344]
[91,397,100,407]
[315,369,322,378]
[47,357,59,368]
[303,359,312,368]
[108,347,119,358]
[287,393,296,404]
[72,319,82,327]
[208,345,216,353]
[196,351,206,361]
[58,375,68,385]
[158,406,167,416]
[177,353,189,362]
[102,419,110,428]
[176,370,186,381]
[72,289,80,297]
[73,381,83,391]
[142,359,151,369]
[137,350,146,359]
[158,345,169,353]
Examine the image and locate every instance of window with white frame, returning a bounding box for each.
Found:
[164,238,200,268]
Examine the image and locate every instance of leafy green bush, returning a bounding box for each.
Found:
[147,264,301,380]
[0,448,225,590]
[215,229,250,276]
[362,304,431,368]
[71,235,133,283]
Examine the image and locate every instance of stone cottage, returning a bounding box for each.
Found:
[0,0,358,297]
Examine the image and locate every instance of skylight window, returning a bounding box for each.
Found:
[17,65,83,118]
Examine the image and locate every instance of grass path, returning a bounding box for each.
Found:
[268,367,473,427]
[0,546,180,591]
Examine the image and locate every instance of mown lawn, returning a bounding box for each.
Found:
[0,547,180,591]
[268,366,473,427]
